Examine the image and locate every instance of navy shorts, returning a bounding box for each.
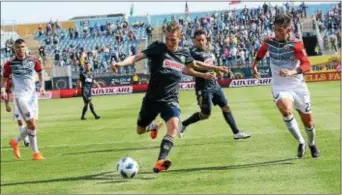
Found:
[137,97,181,127]
[196,86,228,115]
[82,88,92,103]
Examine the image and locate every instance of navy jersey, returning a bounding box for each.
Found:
[79,71,95,90]
[142,41,194,102]
[190,47,218,92]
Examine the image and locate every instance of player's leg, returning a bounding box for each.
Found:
[136,98,162,138]
[153,102,180,173]
[214,87,251,139]
[10,97,44,160]
[88,99,100,119]
[81,91,89,120]
[13,103,29,147]
[273,90,306,158]
[293,88,320,158]
[179,91,212,137]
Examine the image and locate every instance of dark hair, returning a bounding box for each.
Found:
[193,29,206,38]
[274,14,292,27]
[14,38,25,45]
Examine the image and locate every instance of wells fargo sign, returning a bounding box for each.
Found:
[304,71,341,82]
[309,55,341,73]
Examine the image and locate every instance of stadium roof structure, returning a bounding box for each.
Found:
[69,13,125,21]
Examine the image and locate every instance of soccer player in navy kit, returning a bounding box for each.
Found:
[76,62,101,120]
[113,23,228,173]
[179,29,251,140]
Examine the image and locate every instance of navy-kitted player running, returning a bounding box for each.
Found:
[113,23,228,173]
[179,29,251,140]
[76,62,101,120]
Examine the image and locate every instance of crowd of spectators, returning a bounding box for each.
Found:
[35,19,150,75]
[161,2,315,68]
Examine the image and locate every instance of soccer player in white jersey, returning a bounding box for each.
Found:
[1,39,45,160]
[252,14,320,158]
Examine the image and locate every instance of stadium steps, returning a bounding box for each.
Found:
[134,27,164,74]
[134,39,148,73]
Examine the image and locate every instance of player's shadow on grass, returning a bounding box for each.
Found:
[139,158,297,174]
[0,171,127,187]
[63,140,235,156]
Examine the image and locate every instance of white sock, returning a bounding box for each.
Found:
[283,115,305,144]
[27,128,39,153]
[305,125,316,146]
[16,127,28,143]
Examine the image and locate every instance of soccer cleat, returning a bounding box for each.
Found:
[95,115,101,120]
[9,139,21,159]
[297,143,306,158]
[81,117,87,120]
[32,152,45,160]
[177,123,187,138]
[153,160,172,173]
[309,145,320,158]
[23,137,30,147]
[233,132,251,140]
[150,121,163,139]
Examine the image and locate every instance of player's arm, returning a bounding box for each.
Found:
[115,53,146,67]
[1,62,11,100]
[252,41,268,79]
[192,60,229,75]
[183,66,216,80]
[280,41,311,77]
[35,57,46,95]
[93,79,101,88]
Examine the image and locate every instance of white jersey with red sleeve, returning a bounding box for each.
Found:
[2,56,42,98]
[256,37,311,90]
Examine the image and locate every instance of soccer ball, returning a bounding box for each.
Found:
[116,157,139,179]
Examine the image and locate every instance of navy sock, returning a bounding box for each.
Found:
[158,135,174,160]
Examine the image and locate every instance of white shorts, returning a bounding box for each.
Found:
[272,85,312,114]
[13,95,38,121]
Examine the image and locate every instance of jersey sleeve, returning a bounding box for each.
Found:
[255,41,268,61]
[34,57,43,72]
[142,41,166,58]
[2,62,12,78]
[293,41,311,73]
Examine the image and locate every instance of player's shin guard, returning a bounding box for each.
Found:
[305,125,316,146]
[222,111,240,134]
[158,135,174,160]
[89,104,98,117]
[182,112,201,127]
[283,115,305,144]
[81,104,88,118]
[27,128,39,153]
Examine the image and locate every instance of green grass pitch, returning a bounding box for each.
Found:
[1,81,340,194]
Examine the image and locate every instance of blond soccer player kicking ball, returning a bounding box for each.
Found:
[252,14,320,158]
[1,38,45,160]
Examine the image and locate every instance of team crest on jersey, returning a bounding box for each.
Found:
[283,45,290,51]
[163,59,184,71]
[180,56,186,64]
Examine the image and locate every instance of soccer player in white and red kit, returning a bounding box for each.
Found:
[252,14,320,158]
[1,39,45,160]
